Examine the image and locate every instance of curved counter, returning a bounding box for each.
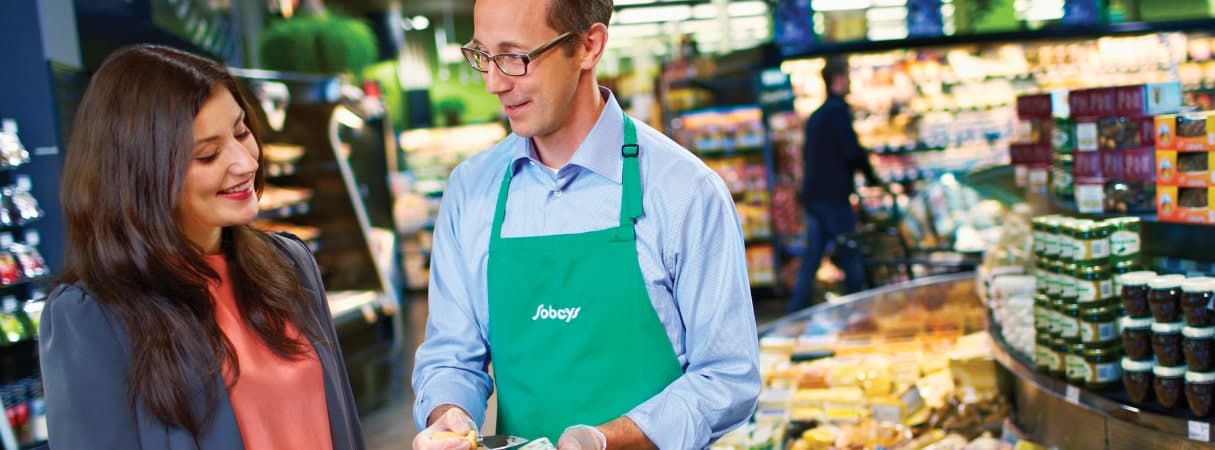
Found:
[759,273,1215,449]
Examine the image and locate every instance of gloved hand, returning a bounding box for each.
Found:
[412,407,479,450]
[556,425,607,450]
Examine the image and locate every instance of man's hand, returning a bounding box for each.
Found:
[556,425,607,450]
[413,406,478,450]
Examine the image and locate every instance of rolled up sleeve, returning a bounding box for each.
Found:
[626,172,761,449]
[411,166,495,429]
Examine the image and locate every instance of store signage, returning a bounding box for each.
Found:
[773,0,817,56]
[906,0,943,38]
[1062,0,1102,26]
[757,68,796,117]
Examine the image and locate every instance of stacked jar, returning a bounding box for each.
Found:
[1031,216,1064,376]
[1069,219,1121,390]
[1119,271,1157,406]
[1146,275,1190,411]
[1181,278,1215,417]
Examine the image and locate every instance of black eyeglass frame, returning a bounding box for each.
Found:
[461,31,577,76]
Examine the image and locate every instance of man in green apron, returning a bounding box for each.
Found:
[411,0,761,448]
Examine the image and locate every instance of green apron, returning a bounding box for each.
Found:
[487,115,684,441]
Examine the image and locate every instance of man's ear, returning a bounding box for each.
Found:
[580,23,608,71]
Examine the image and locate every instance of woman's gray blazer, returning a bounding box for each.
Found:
[38,232,366,449]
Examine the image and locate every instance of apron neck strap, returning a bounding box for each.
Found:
[620,114,642,225]
[490,113,644,239]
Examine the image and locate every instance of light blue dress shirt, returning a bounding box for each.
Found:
[412,88,761,449]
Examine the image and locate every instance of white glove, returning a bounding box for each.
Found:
[556,425,607,450]
[413,407,479,450]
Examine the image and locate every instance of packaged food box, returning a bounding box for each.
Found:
[1072,150,1103,183]
[1156,113,1215,151]
[1157,185,1215,224]
[1156,149,1215,187]
[1070,83,1182,118]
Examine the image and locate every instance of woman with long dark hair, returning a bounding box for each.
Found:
[40,44,365,449]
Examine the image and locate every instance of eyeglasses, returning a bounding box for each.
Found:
[461,32,576,77]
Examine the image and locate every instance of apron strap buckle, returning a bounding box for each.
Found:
[621,144,639,158]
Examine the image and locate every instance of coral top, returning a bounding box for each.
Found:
[205,254,334,450]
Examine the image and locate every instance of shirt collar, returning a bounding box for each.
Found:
[509,87,628,184]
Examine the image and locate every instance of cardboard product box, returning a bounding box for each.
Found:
[1123,146,1156,182]
[1071,83,1182,118]
[1016,93,1054,119]
[1157,149,1215,187]
[1052,117,1073,154]
[1074,119,1099,152]
[1100,148,1124,181]
[1157,185,1215,224]
[1156,113,1215,151]
[1145,81,1184,116]
[1075,183,1105,214]
[1072,149,1104,184]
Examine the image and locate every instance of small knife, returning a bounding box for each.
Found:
[479,435,528,450]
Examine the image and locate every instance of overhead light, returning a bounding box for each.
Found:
[615,0,656,5]
[610,23,663,38]
[616,5,692,24]
[692,4,717,19]
[403,15,430,31]
[812,0,872,11]
[412,16,430,30]
[867,6,907,22]
[727,1,768,17]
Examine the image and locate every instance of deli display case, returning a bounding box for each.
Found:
[745,272,1215,449]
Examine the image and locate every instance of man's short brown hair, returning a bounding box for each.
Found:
[546,0,613,52]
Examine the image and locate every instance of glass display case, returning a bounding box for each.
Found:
[754,272,1215,449]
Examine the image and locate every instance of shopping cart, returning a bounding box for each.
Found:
[837,185,982,288]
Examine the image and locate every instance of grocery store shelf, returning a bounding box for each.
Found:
[780,18,1215,61]
[0,216,41,232]
[695,146,765,158]
[871,143,947,154]
[327,290,392,324]
[744,236,772,246]
[989,324,1215,445]
[257,201,310,220]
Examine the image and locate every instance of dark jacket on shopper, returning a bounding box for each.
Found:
[39,233,366,450]
[801,94,880,205]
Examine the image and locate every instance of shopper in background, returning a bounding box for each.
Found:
[790,56,882,313]
[41,45,364,450]
[411,0,760,448]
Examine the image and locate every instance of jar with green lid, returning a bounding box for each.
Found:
[1061,301,1081,342]
[1075,264,1114,304]
[1047,259,1065,298]
[1106,216,1141,260]
[1049,295,1065,340]
[1083,343,1124,390]
[1057,219,1076,263]
[1073,220,1111,263]
[1034,294,1053,334]
[1032,217,1048,258]
[1035,336,1055,372]
[1066,341,1087,384]
[1080,299,1121,347]
[1042,218,1062,261]
[1051,336,1069,378]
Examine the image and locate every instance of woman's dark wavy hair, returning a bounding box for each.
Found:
[58,44,324,436]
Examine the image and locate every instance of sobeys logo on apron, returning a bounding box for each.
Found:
[530,304,581,323]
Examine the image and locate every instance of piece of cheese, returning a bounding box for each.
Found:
[431,430,476,450]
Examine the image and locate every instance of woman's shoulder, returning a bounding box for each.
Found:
[41,283,130,355]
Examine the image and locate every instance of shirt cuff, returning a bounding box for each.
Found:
[625,396,709,450]
[413,378,488,431]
